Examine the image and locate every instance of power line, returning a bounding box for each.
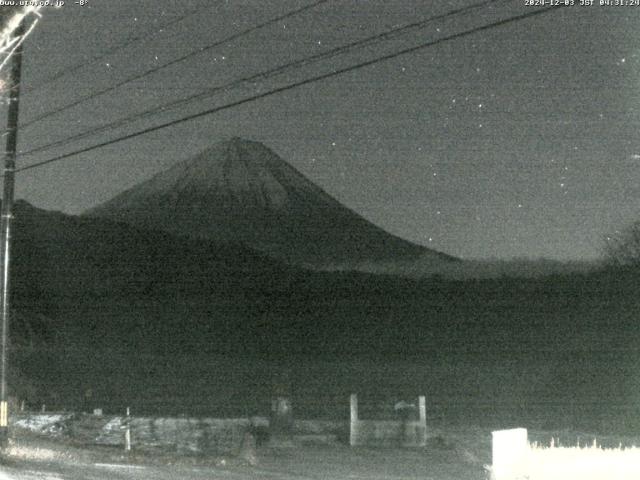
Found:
[16,5,561,175]
[20,0,506,158]
[19,0,329,129]
[23,2,215,94]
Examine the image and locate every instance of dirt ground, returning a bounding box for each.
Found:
[7,420,640,480]
[0,425,491,480]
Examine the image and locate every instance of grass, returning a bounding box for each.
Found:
[489,435,640,480]
[523,441,640,480]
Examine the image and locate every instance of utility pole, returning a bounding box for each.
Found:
[0,19,25,447]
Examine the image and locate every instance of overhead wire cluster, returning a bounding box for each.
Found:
[12,0,562,175]
[19,0,504,159]
[21,1,211,94]
[18,0,330,129]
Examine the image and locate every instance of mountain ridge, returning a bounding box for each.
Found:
[85,137,456,268]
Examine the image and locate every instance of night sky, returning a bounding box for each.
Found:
[3,0,639,261]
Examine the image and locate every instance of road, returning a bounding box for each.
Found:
[0,460,312,480]
[0,461,232,480]
[0,460,396,480]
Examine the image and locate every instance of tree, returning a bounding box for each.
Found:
[604,221,640,267]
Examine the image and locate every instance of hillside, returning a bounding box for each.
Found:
[4,200,640,430]
[5,200,638,355]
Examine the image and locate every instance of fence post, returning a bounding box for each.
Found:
[418,395,427,446]
[124,406,131,452]
[269,397,293,447]
[491,428,529,480]
[350,394,358,446]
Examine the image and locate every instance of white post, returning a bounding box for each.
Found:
[124,406,131,452]
[418,396,426,422]
[491,428,529,480]
[418,395,427,446]
[350,394,358,446]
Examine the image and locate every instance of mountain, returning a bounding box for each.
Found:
[85,137,455,269]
